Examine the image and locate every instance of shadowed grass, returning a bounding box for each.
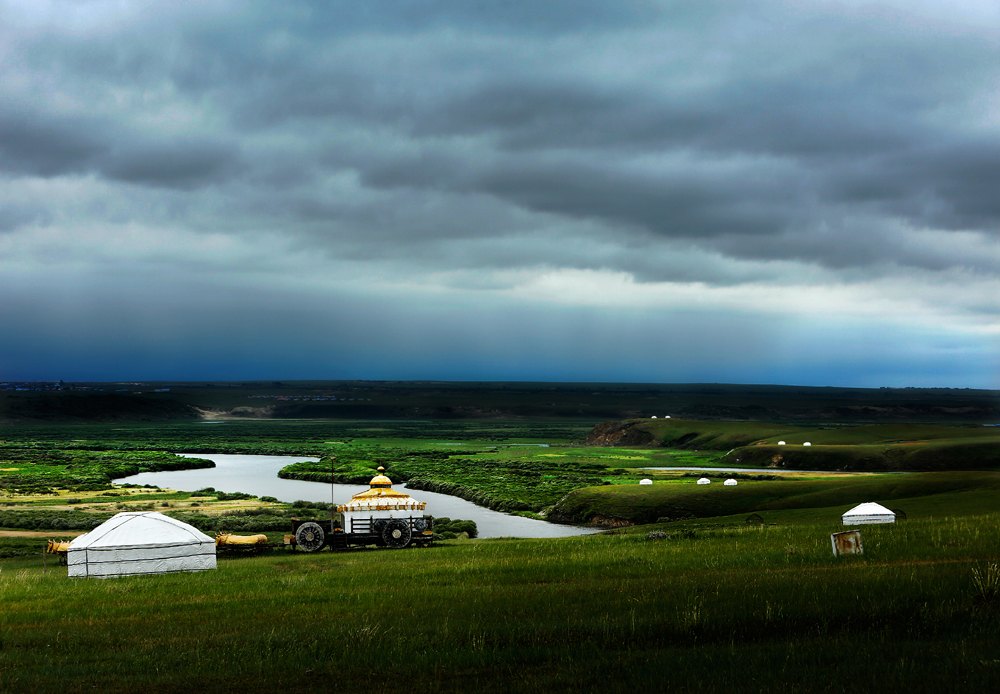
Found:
[2,515,999,693]
[549,471,1000,525]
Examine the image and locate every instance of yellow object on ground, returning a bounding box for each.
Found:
[46,539,72,554]
[215,532,268,546]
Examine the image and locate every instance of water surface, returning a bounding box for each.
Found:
[115,453,599,539]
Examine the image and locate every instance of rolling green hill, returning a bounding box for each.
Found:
[548,471,1000,526]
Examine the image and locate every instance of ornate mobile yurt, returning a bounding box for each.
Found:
[335,467,431,548]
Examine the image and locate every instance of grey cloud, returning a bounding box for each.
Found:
[99,138,245,190]
[0,108,110,176]
[3,0,999,277]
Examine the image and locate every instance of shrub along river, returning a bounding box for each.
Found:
[115,453,600,539]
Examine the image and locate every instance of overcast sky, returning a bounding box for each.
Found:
[2,0,998,387]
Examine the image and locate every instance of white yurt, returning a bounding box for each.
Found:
[639,478,653,485]
[696,477,711,485]
[723,478,738,486]
[778,441,786,446]
[68,511,216,578]
[841,502,896,526]
[803,442,812,446]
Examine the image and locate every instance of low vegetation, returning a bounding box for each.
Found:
[548,470,1000,525]
[1,515,998,693]
[0,412,998,691]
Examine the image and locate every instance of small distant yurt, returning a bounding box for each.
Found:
[639,478,653,485]
[803,442,812,447]
[723,478,738,486]
[697,477,711,485]
[651,416,657,419]
[778,441,786,446]
[68,512,216,578]
[841,503,896,526]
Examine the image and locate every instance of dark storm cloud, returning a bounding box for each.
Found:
[5,0,997,258]
[0,107,110,177]
[99,138,245,190]
[1,0,998,387]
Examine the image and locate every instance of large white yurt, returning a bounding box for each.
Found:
[67,511,216,578]
[841,502,896,526]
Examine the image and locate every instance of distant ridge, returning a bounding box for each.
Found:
[1,381,997,424]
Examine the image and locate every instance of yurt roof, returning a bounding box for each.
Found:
[69,512,213,549]
[842,502,894,517]
[337,466,426,513]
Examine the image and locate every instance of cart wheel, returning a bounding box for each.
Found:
[382,519,411,549]
[295,522,325,552]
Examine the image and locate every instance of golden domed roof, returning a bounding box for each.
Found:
[368,466,392,488]
[336,465,426,513]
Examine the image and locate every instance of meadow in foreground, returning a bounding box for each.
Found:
[1,514,998,694]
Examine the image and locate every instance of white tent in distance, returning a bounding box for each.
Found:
[68,511,217,578]
[841,502,896,526]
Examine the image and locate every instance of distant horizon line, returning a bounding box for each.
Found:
[3,379,997,393]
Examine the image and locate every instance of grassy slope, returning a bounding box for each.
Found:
[621,418,805,449]
[605,419,1000,473]
[625,419,1000,450]
[549,471,1000,525]
[1,517,998,693]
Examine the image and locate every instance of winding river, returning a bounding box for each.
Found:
[114,453,600,539]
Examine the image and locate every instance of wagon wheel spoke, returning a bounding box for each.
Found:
[382,519,411,549]
[295,522,325,552]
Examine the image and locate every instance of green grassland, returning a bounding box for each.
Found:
[604,417,1000,449]
[2,419,999,530]
[1,415,999,692]
[548,471,1000,525]
[1,516,999,693]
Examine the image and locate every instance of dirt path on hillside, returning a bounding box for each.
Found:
[0,530,86,538]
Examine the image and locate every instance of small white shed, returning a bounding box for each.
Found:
[696,478,711,485]
[841,502,896,526]
[639,478,653,485]
[68,511,217,578]
[723,479,738,486]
